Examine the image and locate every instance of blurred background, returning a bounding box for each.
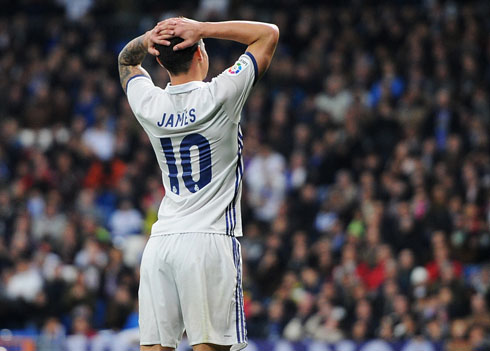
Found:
[0,0,490,350]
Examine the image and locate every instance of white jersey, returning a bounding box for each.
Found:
[127,52,258,237]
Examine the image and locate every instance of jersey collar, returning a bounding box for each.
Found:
[165,81,206,94]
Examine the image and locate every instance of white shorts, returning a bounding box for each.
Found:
[138,233,247,350]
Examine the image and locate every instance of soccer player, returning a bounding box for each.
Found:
[118,18,279,351]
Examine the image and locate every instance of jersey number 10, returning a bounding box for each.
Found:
[160,133,212,195]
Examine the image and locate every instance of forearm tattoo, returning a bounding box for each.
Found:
[118,35,147,87]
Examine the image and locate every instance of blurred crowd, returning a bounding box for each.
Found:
[1,0,490,350]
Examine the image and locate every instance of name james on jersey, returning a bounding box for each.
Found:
[157,108,197,128]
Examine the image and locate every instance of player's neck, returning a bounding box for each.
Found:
[170,74,202,85]
[169,66,204,86]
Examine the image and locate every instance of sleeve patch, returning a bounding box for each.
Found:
[226,57,249,76]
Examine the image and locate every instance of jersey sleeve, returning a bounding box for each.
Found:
[210,52,258,124]
[126,75,157,121]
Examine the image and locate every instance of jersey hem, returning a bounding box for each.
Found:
[149,231,243,237]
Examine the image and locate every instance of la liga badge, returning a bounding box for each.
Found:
[227,58,248,76]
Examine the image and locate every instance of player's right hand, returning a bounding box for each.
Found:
[157,17,202,51]
[145,22,174,56]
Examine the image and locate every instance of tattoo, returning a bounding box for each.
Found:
[119,35,146,66]
[118,35,148,91]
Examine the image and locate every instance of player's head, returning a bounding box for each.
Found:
[155,38,208,79]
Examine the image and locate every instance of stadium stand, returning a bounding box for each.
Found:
[0,0,489,350]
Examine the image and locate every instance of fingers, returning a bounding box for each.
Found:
[155,18,179,31]
[153,30,174,39]
[148,46,160,56]
[149,37,171,46]
[153,26,174,39]
[156,29,174,37]
[154,18,187,34]
[150,28,173,46]
[157,18,178,26]
[173,38,194,51]
[153,21,175,34]
[150,18,196,51]
[154,39,171,46]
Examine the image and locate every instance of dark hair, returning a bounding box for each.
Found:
[155,37,199,75]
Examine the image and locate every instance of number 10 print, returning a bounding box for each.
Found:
[160,134,212,194]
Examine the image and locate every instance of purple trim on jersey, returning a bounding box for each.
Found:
[232,147,243,233]
[226,126,244,236]
[245,52,258,85]
[125,74,150,92]
[232,238,242,343]
[226,200,233,235]
[225,204,230,235]
[231,127,244,233]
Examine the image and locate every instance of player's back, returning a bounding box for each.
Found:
[126,53,257,237]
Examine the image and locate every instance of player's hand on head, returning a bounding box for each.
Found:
[169,18,202,51]
[151,18,201,51]
[145,21,175,56]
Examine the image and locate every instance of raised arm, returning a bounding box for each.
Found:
[164,19,279,80]
[118,25,172,93]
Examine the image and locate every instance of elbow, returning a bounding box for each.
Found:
[268,24,280,44]
[117,50,125,65]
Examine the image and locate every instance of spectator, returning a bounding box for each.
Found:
[82,116,115,161]
[246,143,287,222]
[37,317,66,351]
[467,324,490,351]
[108,199,143,246]
[466,294,490,329]
[314,74,353,124]
[446,319,471,351]
[283,292,315,341]
[32,201,67,245]
[5,255,43,303]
